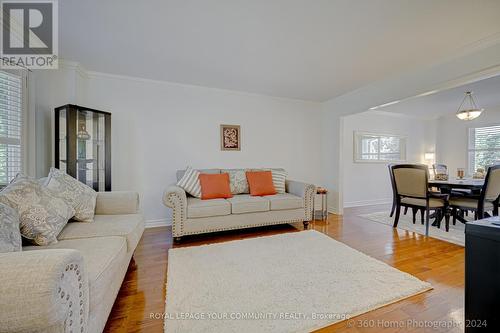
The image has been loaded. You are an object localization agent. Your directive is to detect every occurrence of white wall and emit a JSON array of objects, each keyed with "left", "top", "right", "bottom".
[
  {"left": 341, "top": 111, "right": 435, "bottom": 208},
  {"left": 33, "top": 64, "right": 323, "bottom": 224},
  {"left": 436, "top": 106, "right": 500, "bottom": 174}
]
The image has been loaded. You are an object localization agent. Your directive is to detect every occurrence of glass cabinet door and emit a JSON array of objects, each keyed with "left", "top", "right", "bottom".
[
  {"left": 58, "top": 108, "right": 67, "bottom": 173},
  {"left": 76, "top": 110, "right": 106, "bottom": 191}
]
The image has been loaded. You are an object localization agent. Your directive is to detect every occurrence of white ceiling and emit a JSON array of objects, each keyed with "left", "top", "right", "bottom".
[
  {"left": 59, "top": 0, "right": 500, "bottom": 102},
  {"left": 375, "top": 74, "right": 500, "bottom": 119}
]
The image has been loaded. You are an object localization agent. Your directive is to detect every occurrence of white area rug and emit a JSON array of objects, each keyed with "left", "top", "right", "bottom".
[
  {"left": 164, "top": 230, "right": 431, "bottom": 333},
  {"left": 359, "top": 211, "right": 467, "bottom": 246}
]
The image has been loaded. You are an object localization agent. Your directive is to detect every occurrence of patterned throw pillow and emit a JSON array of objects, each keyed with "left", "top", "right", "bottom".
[
  {"left": 222, "top": 169, "right": 249, "bottom": 194},
  {"left": 0, "top": 203, "right": 22, "bottom": 253},
  {"left": 177, "top": 166, "right": 202, "bottom": 198},
  {"left": 270, "top": 169, "right": 287, "bottom": 194},
  {"left": 45, "top": 167, "right": 97, "bottom": 222},
  {"left": 0, "top": 175, "right": 75, "bottom": 246}
]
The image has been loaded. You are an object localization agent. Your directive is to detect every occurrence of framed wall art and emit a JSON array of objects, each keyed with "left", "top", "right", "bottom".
[{"left": 220, "top": 124, "right": 241, "bottom": 151}]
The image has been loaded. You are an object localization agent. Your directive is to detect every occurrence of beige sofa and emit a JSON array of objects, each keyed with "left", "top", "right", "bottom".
[
  {"left": 0, "top": 191, "right": 145, "bottom": 333},
  {"left": 163, "top": 169, "right": 315, "bottom": 241}
]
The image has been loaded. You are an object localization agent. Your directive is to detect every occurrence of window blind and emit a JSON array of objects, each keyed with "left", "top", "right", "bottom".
[
  {"left": 0, "top": 71, "right": 23, "bottom": 185},
  {"left": 468, "top": 125, "right": 500, "bottom": 173}
]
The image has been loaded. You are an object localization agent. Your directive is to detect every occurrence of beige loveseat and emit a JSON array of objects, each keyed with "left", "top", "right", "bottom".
[
  {"left": 163, "top": 169, "right": 315, "bottom": 241},
  {"left": 0, "top": 191, "right": 145, "bottom": 333}
]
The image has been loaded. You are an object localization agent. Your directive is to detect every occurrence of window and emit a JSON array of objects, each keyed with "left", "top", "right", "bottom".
[
  {"left": 0, "top": 70, "right": 24, "bottom": 185},
  {"left": 468, "top": 125, "right": 500, "bottom": 174},
  {"left": 354, "top": 132, "right": 406, "bottom": 163}
]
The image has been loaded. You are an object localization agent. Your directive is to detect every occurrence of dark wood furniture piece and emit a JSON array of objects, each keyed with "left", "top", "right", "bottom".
[
  {"left": 391, "top": 164, "right": 449, "bottom": 236},
  {"left": 389, "top": 164, "right": 423, "bottom": 223},
  {"left": 449, "top": 165, "right": 500, "bottom": 223},
  {"left": 465, "top": 217, "right": 500, "bottom": 332},
  {"left": 55, "top": 104, "right": 111, "bottom": 191}
]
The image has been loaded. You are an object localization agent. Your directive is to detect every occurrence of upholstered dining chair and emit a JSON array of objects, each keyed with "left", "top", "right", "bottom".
[
  {"left": 449, "top": 164, "right": 500, "bottom": 225},
  {"left": 389, "top": 164, "right": 422, "bottom": 223},
  {"left": 392, "top": 164, "right": 449, "bottom": 236}
]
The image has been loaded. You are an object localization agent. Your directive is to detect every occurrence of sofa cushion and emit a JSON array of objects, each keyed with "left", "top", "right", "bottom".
[
  {"left": 199, "top": 173, "right": 233, "bottom": 200},
  {"left": 267, "top": 193, "right": 304, "bottom": 211},
  {"left": 0, "top": 175, "right": 75, "bottom": 246},
  {"left": 222, "top": 169, "right": 249, "bottom": 194},
  {"left": 0, "top": 203, "right": 21, "bottom": 253},
  {"left": 227, "top": 195, "right": 270, "bottom": 214},
  {"left": 176, "top": 166, "right": 202, "bottom": 198},
  {"left": 246, "top": 171, "right": 277, "bottom": 196},
  {"left": 24, "top": 236, "right": 128, "bottom": 319},
  {"left": 187, "top": 198, "right": 230, "bottom": 218},
  {"left": 57, "top": 214, "right": 144, "bottom": 253},
  {"left": 45, "top": 167, "right": 97, "bottom": 222}
]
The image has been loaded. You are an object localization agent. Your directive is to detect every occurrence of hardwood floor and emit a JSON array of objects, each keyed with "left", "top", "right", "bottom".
[{"left": 103, "top": 204, "right": 465, "bottom": 333}]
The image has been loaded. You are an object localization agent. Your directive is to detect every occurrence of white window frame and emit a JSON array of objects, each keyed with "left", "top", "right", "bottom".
[
  {"left": 0, "top": 69, "right": 30, "bottom": 185},
  {"left": 467, "top": 125, "right": 500, "bottom": 174},
  {"left": 353, "top": 131, "right": 407, "bottom": 163}
]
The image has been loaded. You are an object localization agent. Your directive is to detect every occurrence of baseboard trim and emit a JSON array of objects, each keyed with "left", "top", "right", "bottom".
[
  {"left": 344, "top": 198, "right": 392, "bottom": 208},
  {"left": 145, "top": 218, "right": 172, "bottom": 228}
]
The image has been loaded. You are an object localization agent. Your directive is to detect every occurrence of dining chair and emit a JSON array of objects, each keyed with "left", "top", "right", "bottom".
[
  {"left": 389, "top": 164, "right": 417, "bottom": 220},
  {"left": 449, "top": 164, "right": 500, "bottom": 224},
  {"left": 392, "top": 164, "right": 449, "bottom": 236}
]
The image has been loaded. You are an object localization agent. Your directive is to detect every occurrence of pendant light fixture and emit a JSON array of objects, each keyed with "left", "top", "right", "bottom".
[{"left": 456, "top": 91, "right": 483, "bottom": 121}]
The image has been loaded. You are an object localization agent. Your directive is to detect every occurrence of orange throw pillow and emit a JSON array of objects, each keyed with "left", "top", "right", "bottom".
[
  {"left": 246, "top": 171, "right": 277, "bottom": 196},
  {"left": 199, "top": 173, "right": 233, "bottom": 200}
]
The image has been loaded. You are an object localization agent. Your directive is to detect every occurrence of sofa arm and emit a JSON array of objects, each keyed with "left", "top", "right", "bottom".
[
  {"left": 95, "top": 191, "right": 140, "bottom": 215},
  {"left": 0, "top": 249, "right": 89, "bottom": 333},
  {"left": 286, "top": 180, "right": 316, "bottom": 221},
  {"left": 163, "top": 185, "right": 187, "bottom": 237}
]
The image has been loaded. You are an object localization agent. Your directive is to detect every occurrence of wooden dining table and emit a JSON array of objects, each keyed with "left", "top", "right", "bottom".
[
  {"left": 428, "top": 178, "right": 485, "bottom": 224},
  {"left": 429, "top": 178, "right": 484, "bottom": 191}
]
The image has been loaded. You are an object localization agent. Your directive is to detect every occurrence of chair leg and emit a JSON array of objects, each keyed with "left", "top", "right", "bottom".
[
  {"left": 404, "top": 207, "right": 408, "bottom": 215},
  {"left": 420, "top": 209, "right": 424, "bottom": 225},
  {"left": 425, "top": 207, "right": 430, "bottom": 237},
  {"left": 390, "top": 200, "right": 396, "bottom": 217},
  {"left": 393, "top": 204, "right": 401, "bottom": 228},
  {"left": 412, "top": 207, "right": 417, "bottom": 224},
  {"left": 452, "top": 208, "right": 457, "bottom": 225}
]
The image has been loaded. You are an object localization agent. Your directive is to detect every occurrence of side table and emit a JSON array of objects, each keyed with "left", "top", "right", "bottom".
[{"left": 314, "top": 187, "right": 328, "bottom": 221}]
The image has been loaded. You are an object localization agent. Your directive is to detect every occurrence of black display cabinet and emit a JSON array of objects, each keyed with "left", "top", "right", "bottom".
[
  {"left": 55, "top": 104, "right": 111, "bottom": 191},
  {"left": 465, "top": 217, "right": 500, "bottom": 332}
]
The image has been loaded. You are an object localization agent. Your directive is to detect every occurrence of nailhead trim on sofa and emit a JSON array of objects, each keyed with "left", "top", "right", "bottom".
[{"left": 58, "top": 262, "right": 87, "bottom": 333}]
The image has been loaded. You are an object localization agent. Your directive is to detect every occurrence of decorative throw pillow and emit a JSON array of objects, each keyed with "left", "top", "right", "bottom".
[
  {"left": 0, "top": 175, "right": 75, "bottom": 246},
  {"left": 177, "top": 166, "right": 202, "bottom": 198},
  {"left": 270, "top": 169, "right": 287, "bottom": 194},
  {"left": 0, "top": 203, "right": 22, "bottom": 253},
  {"left": 222, "top": 169, "right": 249, "bottom": 194},
  {"left": 45, "top": 167, "right": 97, "bottom": 222},
  {"left": 246, "top": 171, "right": 277, "bottom": 196},
  {"left": 198, "top": 173, "right": 233, "bottom": 200}
]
